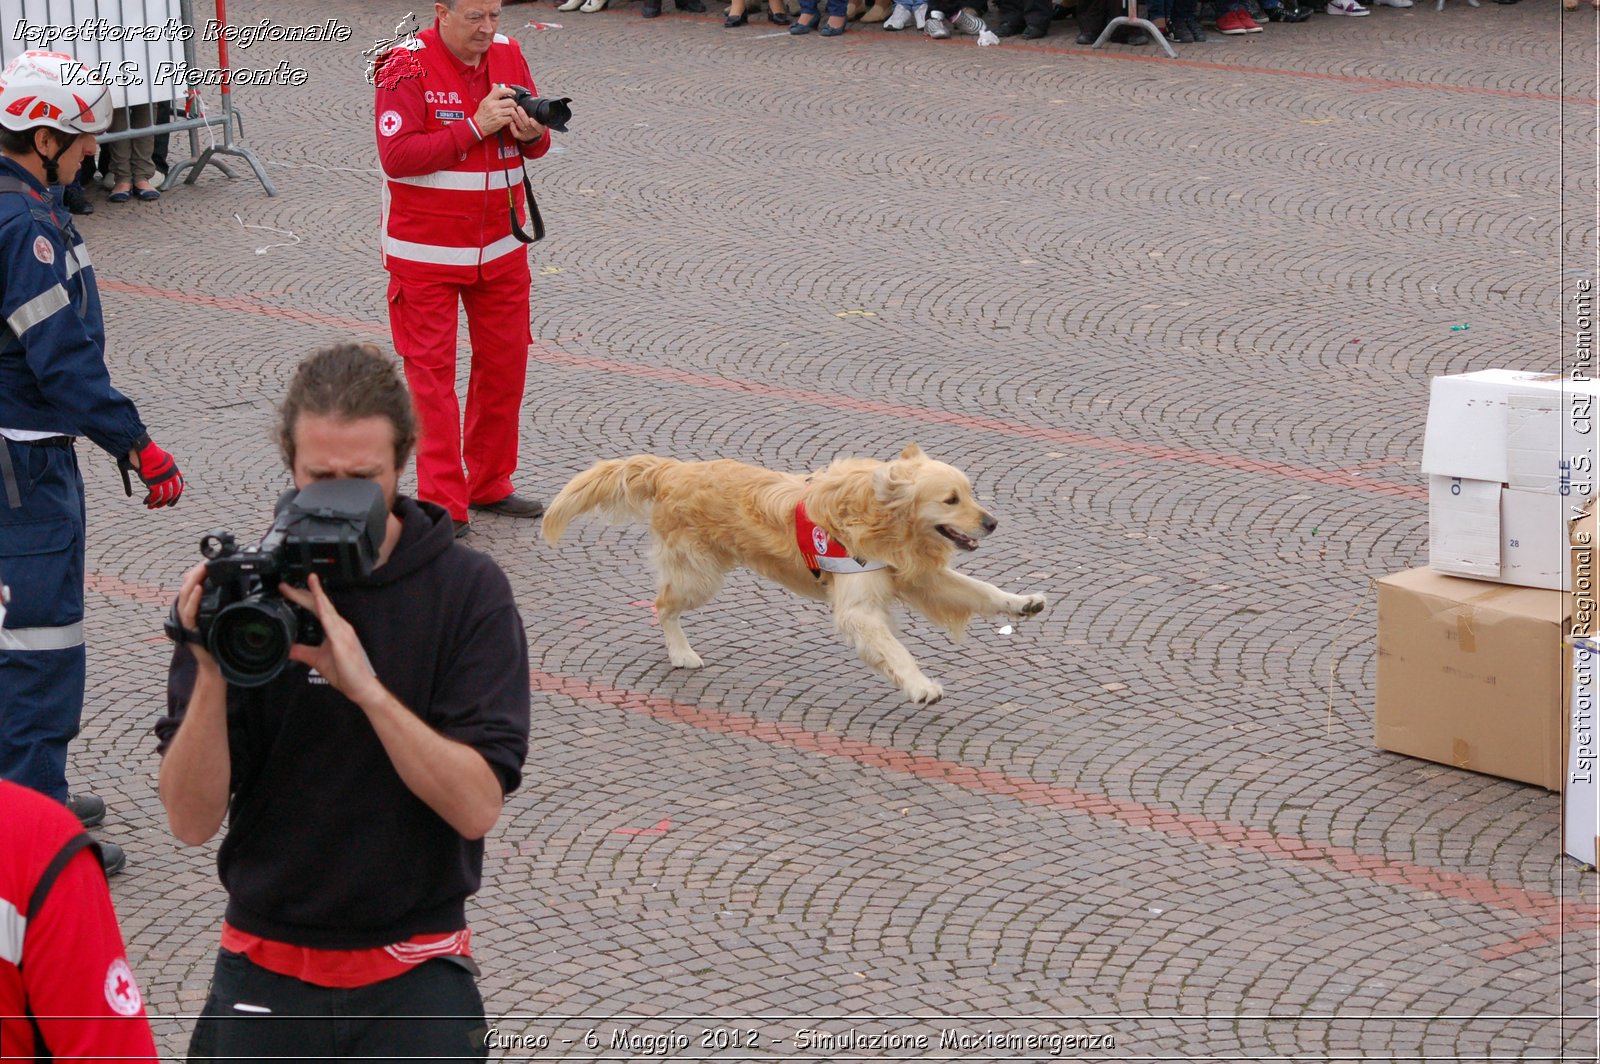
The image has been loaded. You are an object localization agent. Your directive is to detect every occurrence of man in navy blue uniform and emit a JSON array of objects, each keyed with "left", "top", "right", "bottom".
[{"left": 0, "top": 52, "right": 186, "bottom": 876}]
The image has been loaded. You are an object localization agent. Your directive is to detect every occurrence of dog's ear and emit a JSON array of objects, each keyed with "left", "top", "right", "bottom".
[
  {"left": 898, "top": 443, "right": 925, "bottom": 461},
  {"left": 874, "top": 461, "right": 913, "bottom": 503}
]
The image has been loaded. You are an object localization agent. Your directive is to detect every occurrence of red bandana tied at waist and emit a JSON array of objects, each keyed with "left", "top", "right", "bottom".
[{"left": 796, "top": 499, "right": 887, "bottom": 575}]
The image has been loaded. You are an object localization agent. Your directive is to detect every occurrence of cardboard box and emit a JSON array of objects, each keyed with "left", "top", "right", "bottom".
[
  {"left": 1428, "top": 475, "right": 1501, "bottom": 579},
  {"left": 1421, "top": 369, "right": 1600, "bottom": 490},
  {"left": 1429, "top": 480, "right": 1572, "bottom": 591},
  {"left": 1566, "top": 638, "right": 1599, "bottom": 867},
  {"left": 1423, "top": 370, "right": 1600, "bottom": 589},
  {"left": 1376, "top": 567, "right": 1570, "bottom": 790}
]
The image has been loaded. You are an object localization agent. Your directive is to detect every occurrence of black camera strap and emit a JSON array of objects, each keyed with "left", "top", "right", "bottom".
[
  {"left": 512, "top": 170, "right": 545, "bottom": 243},
  {"left": 501, "top": 135, "right": 544, "bottom": 244}
]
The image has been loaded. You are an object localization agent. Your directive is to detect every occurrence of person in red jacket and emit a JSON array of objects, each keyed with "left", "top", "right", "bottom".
[
  {"left": 0, "top": 777, "right": 157, "bottom": 1061},
  {"left": 375, "top": 0, "right": 552, "bottom": 539}
]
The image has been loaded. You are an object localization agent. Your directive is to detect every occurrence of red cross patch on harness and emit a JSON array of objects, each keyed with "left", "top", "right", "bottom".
[{"left": 796, "top": 499, "right": 886, "bottom": 575}]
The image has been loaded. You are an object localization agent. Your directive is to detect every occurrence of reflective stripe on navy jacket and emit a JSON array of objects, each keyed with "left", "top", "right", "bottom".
[{"left": 0, "top": 157, "right": 145, "bottom": 456}]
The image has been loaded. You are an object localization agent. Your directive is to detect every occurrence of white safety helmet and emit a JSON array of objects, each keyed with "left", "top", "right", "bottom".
[{"left": 0, "top": 50, "right": 111, "bottom": 136}]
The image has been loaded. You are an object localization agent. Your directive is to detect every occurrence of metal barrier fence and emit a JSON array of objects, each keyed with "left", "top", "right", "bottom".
[{"left": 0, "top": 0, "right": 275, "bottom": 194}]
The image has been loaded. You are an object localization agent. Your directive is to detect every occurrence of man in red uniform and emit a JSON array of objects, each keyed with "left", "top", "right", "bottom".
[
  {"left": 0, "top": 772, "right": 157, "bottom": 1060},
  {"left": 375, "top": 0, "right": 552, "bottom": 539}
]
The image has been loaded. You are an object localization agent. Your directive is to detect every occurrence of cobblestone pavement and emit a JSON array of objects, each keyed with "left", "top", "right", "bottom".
[{"left": 55, "top": 0, "right": 1598, "bottom": 1058}]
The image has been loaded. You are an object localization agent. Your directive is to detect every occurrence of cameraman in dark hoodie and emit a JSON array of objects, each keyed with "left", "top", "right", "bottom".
[{"left": 156, "top": 342, "right": 530, "bottom": 1059}]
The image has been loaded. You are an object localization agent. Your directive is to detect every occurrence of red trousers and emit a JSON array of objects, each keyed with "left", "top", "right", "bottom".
[{"left": 385, "top": 256, "right": 532, "bottom": 521}]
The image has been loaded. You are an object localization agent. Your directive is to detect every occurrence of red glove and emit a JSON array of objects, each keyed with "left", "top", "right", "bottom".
[{"left": 118, "top": 435, "right": 184, "bottom": 509}]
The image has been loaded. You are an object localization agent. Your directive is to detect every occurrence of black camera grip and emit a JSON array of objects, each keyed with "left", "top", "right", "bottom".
[{"left": 163, "top": 599, "right": 203, "bottom": 648}]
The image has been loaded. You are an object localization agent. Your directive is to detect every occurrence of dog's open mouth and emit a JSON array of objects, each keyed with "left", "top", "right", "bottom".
[{"left": 937, "top": 525, "right": 980, "bottom": 551}]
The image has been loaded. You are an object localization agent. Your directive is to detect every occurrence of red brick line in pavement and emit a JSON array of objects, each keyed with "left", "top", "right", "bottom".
[
  {"left": 98, "top": 279, "right": 1427, "bottom": 502},
  {"left": 87, "top": 570, "right": 175, "bottom": 607},
  {"left": 523, "top": 670, "right": 1595, "bottom": 960},
  {"left": 86, "top": 560, "right": 1595, "bottom": 958}
]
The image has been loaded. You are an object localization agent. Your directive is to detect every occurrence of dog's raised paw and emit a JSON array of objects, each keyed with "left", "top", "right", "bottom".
[
  {"left": 904, "top": 679, "right": 944, "bottom": 704},
  {"left": 1003, "top": 593, "right": 1046, "bottom": 617}
]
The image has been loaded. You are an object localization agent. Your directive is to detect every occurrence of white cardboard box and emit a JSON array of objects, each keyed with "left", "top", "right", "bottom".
[
  {"left": 1567, "top": 637, "right": 1599, "bottom": 867},
  {"left": 1423, "top": 370, "right": 1600, "bottom": 589},
  {"left": 1429, "top": 475, "right": 1500, "bottom": 579},
  {"left": 1422, "top": 369, "right": 1600, "bottom": 490},
  {"left": 1502, "top": 488, "right": 1572, "bottom": 591},
  {"left": 1429, "top": 479, "right": 1573, "bottom": 590}
]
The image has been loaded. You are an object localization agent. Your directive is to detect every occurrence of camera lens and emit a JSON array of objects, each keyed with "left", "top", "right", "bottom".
[
  {"left": 534, "top": 97, "right": 572, "bottom": 132},
  {"left": 209, "top": 596, "right": 298, "bottom": 687}
]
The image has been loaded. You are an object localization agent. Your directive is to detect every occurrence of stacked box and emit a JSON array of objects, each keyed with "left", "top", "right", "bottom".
[
  {"left": 1375, "top": 567, "right": 1569, "bottom": 791},
  {"left": 1421, "top": 369, "right": 1600, "bottom": 591}
]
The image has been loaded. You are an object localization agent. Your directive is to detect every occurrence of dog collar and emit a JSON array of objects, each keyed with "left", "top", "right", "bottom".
[{"left": 796, "top": 499, "right": 887, "bottom": 576}]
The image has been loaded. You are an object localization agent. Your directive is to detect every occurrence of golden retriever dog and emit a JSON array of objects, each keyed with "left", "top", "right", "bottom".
[{"left": 541, "top": 444, "right": 1046, "bottom": 703}]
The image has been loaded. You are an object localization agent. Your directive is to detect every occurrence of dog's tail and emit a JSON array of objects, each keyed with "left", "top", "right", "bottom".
[{"left": 541, "top": 455, "right": 681, "bottom": 544}]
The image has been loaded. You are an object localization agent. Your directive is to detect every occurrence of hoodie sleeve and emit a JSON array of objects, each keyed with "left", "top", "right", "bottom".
[{"left": 424, "top": 559, "right": 531, "bottom": 795}]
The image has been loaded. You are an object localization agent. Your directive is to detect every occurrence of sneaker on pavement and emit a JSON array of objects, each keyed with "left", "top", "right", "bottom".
[
  {"left": 66, "top": 793, "right": 105, "bottom": 828},
  {"left": 97, "top": 840, "right": 126, "bottom": 877},
  {"left": 924, "top": 10, "right": 952, "bottom": 34},
  {"left": 951, "top": 5, "right": 987, "bottom": 31},
  {"left": 1325, "top": 0, "right": 1368, "bottom": 12},
  {"left": 884, "top": 4, "right": 914, "bottom": 27},
  {"left": 913, "top": 2, "right": 929, "bottom": 24},
  {"left": 1216, "top": 9, "right": 1250, "bottom": 30}
]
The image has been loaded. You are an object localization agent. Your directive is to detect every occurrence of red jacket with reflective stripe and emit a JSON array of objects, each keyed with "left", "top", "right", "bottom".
[
  {"left": 375, "top": 25, "right": 552, "bottom": 283},
  {"left": 0, "top": 781, "right": 157, "bottom": 1061}
]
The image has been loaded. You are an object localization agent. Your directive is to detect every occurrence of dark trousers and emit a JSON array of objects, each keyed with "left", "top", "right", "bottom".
[
  {"left": 187, "top": 949, "right": 490, "bottom": 1061},
  {"left": 1077, "top": 0, "right": 1116, "bottom": 32},
  {"left": 0, "top": 439, "right": 86, "bottom": 804},
  {"left": 996, "top": 0, "right": 1053, "bottom": 27}
]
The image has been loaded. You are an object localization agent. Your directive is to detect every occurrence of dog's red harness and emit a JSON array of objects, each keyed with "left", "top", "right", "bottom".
[{"left": 796, "top": 499, "right": 887, "bottom": 576}]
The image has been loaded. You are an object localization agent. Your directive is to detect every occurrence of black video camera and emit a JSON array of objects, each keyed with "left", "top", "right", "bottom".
[
  {"left": 166, "top": 479, "right": 388, "bottom": 688},
  {"left": 506, "top": 85, "right": 572, "bottom": 132}
]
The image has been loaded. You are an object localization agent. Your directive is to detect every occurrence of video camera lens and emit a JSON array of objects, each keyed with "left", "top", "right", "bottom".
[{"left": 208, "top": 596, "right": 301, "bottom": 688}]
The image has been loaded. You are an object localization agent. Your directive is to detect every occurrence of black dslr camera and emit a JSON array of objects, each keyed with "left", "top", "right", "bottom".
[
  {"left": 506, "top": 85, "right": 572, "bottom": 132},
  {"left": 166, "top": 480, "right": 388, "bottom": 688}
]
